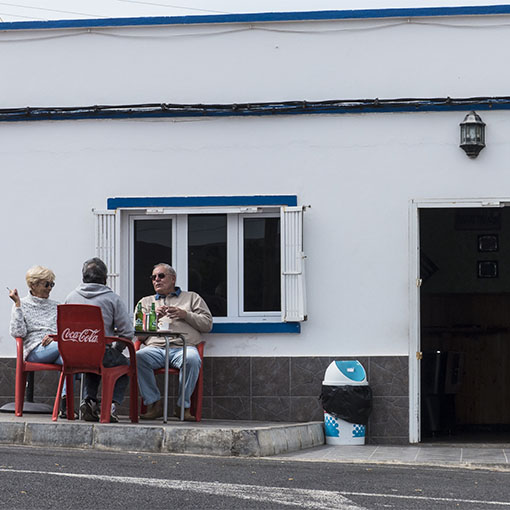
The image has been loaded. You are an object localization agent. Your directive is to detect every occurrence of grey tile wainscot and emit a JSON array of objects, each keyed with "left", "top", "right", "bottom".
[
  {"left": 290, "top": 357, "right": 330, "bottom": 396},
  {"left": 290, "top": 396, "right": 324, "bottom": 422},
  {"left": 370, "top": 357, "right": 409, "bottom": 397},
  {"left": 212, "top": 396, "right": 251, "bottom": 420},
  {"left": 252, "top": 357, "right": 290, "bottom": 397},
  {"left": 212, "top": 357, "right": 251, "bottom": 396},
  {"left": 252, "top": 396, "right": 290, "bottom": 421}
]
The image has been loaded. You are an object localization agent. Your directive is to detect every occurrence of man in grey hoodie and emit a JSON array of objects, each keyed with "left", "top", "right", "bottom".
[{"left": 65, "top": 258, "right": 133, "bottom": 423}]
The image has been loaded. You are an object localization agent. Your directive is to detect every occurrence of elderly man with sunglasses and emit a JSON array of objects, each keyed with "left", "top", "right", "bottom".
[{"left": 135, "top": 263, "right": 212, "bottom": 421}]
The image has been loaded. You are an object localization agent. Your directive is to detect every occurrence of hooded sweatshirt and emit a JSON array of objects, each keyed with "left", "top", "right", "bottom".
[{"left": 64, "top": 283, "right": 133, "bottom": 342}]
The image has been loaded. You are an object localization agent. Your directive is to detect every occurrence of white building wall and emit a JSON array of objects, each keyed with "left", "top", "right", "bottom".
[
  {"left": 0, "top": 13, "right": 509, "bottom": 358},
  {"left": 2, "top": 16, "right": 510, "bottom": 106}
]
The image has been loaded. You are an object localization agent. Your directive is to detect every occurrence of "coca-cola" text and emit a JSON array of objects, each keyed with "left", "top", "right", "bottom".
[{"left": 61, "top": 328, "right": 100, "bottom": 343}]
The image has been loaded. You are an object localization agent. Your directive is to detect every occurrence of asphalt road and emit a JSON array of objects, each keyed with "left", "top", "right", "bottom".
[{"left": 0, "top": 445, "right": 509, "bottom": 509}]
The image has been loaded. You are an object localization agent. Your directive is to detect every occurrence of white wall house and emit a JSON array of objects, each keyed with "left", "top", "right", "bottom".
[{"left": 2, "top": 4, "right": 510, "bottom": 442}]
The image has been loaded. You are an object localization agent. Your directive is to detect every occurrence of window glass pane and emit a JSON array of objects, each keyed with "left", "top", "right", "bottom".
[
  {"left": 188, "top": 215, "right": 227, "bottom": 317},
  {"left": 134, "top": 219, "right": 172, "bottom": 305},
  {"left": 244, "top": 217, "right": 280, "bottom": 312}
]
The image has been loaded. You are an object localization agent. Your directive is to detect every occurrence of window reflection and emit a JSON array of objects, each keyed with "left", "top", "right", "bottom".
[
  {"left": 188, "top": 215, "right": 227, "bottom": 316},
  {"left": 134, "top": 219, "right": 172, "bottom": 305},
  {"left": 244, "top": 217, "right": 280, "bottom": 312}
]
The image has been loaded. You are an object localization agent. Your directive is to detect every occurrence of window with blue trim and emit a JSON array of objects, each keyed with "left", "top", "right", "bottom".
[{"left": 95, "top": 196, "right": 306, "bottom": 333}]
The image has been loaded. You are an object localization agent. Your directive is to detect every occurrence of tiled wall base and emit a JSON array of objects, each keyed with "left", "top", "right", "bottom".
[{"left": 0, "top": 355, "right": 409, "bottom": 443}]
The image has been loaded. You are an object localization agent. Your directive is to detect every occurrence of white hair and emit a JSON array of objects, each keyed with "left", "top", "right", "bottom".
[{"left": 153, "top": 263, "right": 176, "bottom": 278}]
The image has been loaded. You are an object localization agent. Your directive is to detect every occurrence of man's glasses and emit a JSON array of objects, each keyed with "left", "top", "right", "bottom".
[
  {"left": 151, "top": 273, "right": 168, "bottom": 281},
  {"left": 43, "top": 281, "right": 55, "bottom": 288}
]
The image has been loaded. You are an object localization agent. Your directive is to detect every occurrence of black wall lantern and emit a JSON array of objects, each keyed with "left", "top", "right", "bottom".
[{"left": 460, "top": 111, "right": 486, "bottom": 158}]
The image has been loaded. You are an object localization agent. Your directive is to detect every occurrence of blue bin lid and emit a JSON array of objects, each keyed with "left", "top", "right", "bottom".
[
  {"left": 322, "top": 360, "right": 368, "bottom": 385},
  {"left": 334, "top": 360, "right": 366, "bottom": 382}
]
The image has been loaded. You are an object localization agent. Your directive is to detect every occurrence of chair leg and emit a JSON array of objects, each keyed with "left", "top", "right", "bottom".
[
  {"left": 191, "top": 368, "right": 203, "bottom": 422},
  {"left": 52, "top": 372, "right": 65, "bottom": 421},
  {"left": 100, "top": 374, "right": 115, "bottom": 424},
  {"left": 194, "top": 390, "right": 203, "bottom": 423},
  {"left": 15, "top": 372, "right": 28, "bottom": 417},
  {"left": 66, "top": 374, "right": 75, "bottom": 421},
  {"left": 192, "top": 342, "right": 204, "bottom": 422},
  {"left": 129, "top": 376, "right": 139, "bottom": 424}
]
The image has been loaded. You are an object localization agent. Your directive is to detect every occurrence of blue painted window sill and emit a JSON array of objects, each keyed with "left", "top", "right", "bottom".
[{"left": 210, "top": 322, "right": 301, "bottom": 334}]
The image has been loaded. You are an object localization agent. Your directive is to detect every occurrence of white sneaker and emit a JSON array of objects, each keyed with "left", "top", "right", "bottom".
[{"left": 110, "top": 403, "right": 119, "bottom": 423}]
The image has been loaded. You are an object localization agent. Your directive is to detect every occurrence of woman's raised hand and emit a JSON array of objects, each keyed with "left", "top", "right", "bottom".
[{"left": 8, "top": 288, "right": 20, "bottom": 307}]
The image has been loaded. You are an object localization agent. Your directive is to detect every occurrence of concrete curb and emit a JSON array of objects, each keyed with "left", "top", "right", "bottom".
[{"left": 0, "top": 420, "right": 325, "bottom": 457}]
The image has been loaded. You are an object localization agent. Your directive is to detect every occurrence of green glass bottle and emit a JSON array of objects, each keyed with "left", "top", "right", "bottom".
[
  {"left": 149, "top": 302, "right": 157, "bottom": 332},
  {"left": 135, "top": 302, "right": 144, "bottom": 332}
]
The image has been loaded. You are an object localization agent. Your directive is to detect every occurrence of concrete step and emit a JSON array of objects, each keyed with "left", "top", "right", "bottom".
[{"left": 0, "top": 414, "right": 325, "bottom": 457}]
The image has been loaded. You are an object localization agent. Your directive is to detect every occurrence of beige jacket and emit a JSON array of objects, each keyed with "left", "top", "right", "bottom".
[{"left": 135, "top": 290, "right": 212, "bottom": 347}]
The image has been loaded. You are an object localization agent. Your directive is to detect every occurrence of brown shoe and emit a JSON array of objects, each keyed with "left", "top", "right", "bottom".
[
  {"left": 174, "top": 405, "right": 196, "bottom": 422},
  {"left": 140, "top": 399, "right": 163, "bottom": 420}
]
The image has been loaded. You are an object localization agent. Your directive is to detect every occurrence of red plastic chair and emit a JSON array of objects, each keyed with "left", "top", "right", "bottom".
[
  {"left": 51, "top": 304, "right": 138, "bottom": 424},
  {"left": 14, "top": 337, "right": 62, "bottom": 417},
  {"left": 134, "top": 340, "right": 205, "bottom": 421}
]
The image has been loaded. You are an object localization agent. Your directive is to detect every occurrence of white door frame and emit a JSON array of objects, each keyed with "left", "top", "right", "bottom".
[{"left": 409, "top": 197, "right": 505, "bottom": 443}]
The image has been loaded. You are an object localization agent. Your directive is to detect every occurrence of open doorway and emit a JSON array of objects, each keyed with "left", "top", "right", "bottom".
[{"left": 420, "top": 207, "right": 510, "bottom": 442}]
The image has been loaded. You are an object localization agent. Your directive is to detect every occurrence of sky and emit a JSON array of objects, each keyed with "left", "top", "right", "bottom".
[{"left": 0, "top": 0, "right": 509, "bottom": 22}]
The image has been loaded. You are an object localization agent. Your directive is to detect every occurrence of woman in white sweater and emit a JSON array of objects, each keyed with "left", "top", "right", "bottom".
[
  {"left": 9, "top": 265, "right": 60, "bottom": 364},
  {"left": 8, "top": 265, "right": 74, "bottom": 416}
]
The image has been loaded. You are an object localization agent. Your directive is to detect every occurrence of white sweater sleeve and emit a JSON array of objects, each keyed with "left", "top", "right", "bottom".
[{"left": 9, "top": 306, "right": 27, "bottom": 339}]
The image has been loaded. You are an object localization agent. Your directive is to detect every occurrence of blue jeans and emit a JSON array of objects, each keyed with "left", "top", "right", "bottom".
[
  {"left": 136, "top": 345, "right": 201, "bottom": 408},
  {"left": 26, "top": 342, "right": 68, "bottom": 396},
  {"left": 83, "top": 346, "right": 129, "bottom": 405}
]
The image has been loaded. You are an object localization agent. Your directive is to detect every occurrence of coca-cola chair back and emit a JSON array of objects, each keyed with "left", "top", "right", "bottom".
[{"left": 56, "top": 304, "right": 106, "bottom": 373}]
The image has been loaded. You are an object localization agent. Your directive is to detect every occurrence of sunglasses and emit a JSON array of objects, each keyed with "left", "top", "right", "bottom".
[
  {"left": 42, "top": 281, "right": 55, "bottom": 288},
  {"left": 151, "top": 273, "right": 169, "bottom": 281}
]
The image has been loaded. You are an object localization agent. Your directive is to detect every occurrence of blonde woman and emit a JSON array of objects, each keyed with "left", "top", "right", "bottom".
[
  {"left": 8, "top": 265, "right": 72, "bottom": 416},
  {"left": 9, "top": 265, "right": 60, "bottom": 364}
]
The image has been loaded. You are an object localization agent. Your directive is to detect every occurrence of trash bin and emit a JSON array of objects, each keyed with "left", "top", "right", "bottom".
[{"left": 320, "top": 360, "right": 372, "bottom": 445}]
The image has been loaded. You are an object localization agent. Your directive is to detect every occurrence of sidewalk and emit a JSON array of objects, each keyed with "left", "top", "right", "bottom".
[
  {"left": 274, "top": 443, "right": 510, "bottom": 470},
  {"left": 1, "top": 411, "right": 509, "bottom": 469}
]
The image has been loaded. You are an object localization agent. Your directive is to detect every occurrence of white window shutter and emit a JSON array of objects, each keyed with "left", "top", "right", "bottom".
[
  {"left": 93, "top": 209, "right": 119, "bottom": 293},
  {"left": 281, "top": 205, "right": 307, "bottom": 322}
]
